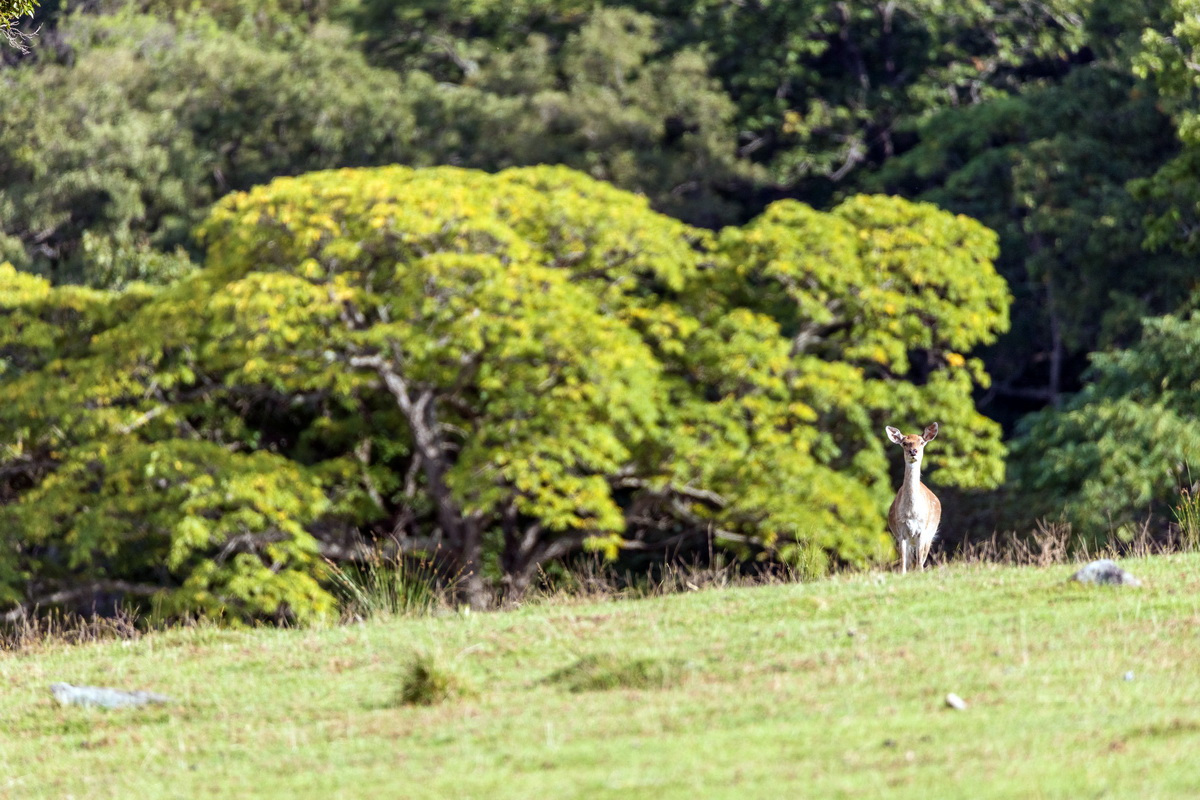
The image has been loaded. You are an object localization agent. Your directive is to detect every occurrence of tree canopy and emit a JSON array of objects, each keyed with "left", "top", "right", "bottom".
[
  {"left": 1003, "top": 0, "right": 1200, "bottom": 541},
  {"left": 1010, "top": 310, "right": 1200, "bottom": 539},
  {"left": 0, "top": 165, "right": 1010, "bottom": 618}
]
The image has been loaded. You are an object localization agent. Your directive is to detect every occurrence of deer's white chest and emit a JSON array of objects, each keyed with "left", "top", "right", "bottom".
[{"left": 888, "top": 480, "right": 938, "bottom": 541}]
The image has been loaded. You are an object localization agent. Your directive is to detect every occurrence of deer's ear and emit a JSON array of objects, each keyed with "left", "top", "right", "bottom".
[
  {"left": 885, "top": 426, "right": 904, "bottom": 444},
  {"left": 923, "top": 422, "right": 939, "bottom": 442}
]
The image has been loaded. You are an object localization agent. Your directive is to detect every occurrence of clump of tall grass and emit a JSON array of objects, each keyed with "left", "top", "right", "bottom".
[
  {"left": 325, "top": 547, "right": 446, "bottom": 622},
  {"left": 1173, "top": 485, "right": 1200, "bottom": 551},
  {"left": 394, "top": 650, "right": 476, "bottom": 706}
]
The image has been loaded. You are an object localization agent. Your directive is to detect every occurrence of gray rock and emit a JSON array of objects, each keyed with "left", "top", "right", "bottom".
[
  {"left": 50, "top": 682, "right": 171, "bottom": 709},
  {"left": 1070, "top": 559, "right": 1141, "bottom": 587}
]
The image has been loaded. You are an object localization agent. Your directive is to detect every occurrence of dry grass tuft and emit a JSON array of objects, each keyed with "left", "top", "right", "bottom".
[
  {"left": 943, "top": 513, "right": 1189, "bottom": 569},
  {"left": 1, "top": 606, "right": 142, "bottom": 652}
]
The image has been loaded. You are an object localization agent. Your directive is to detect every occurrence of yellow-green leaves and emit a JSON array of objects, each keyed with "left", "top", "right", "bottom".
[
  {"left": 2, "top": 441, "right": 333, "bottom": 623},
  {"left": 0, "top": 163, "right": 1012, "bottom": 616},
  {"left": 706, "top": 193, "right": 1009, "bottom": 496}
]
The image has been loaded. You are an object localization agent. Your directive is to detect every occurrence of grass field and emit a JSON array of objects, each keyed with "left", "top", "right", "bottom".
[{"left": 3, "top": 554, "right": 1200, "bottom": 799}]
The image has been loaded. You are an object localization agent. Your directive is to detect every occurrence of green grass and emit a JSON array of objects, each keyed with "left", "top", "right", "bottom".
[{"left": 3, "top": 554, "right": 1200, "bottom": 798}]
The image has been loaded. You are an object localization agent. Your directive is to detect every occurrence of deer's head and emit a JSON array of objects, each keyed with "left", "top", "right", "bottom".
[{"left": 885, "top": 422, "right": 938, "bottom": 465}]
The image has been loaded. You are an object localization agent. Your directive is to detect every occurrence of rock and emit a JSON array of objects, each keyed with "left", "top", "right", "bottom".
[
  {"left": 945, "top": 692, "right": 968, "bottom": 710},
  {"left": 50, "top": 682, "right": 171, "bottom": 709},
  {"left": 1070, "top": 559, "right": 1141, "bottom": 587}
]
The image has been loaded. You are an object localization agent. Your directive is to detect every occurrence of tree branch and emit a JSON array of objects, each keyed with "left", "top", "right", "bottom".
[
  {"left": 115, "top": 404, "right": 167, "bottom": 435},
  {"left": 354, "top": 438, "right": 386, "bottom": 512},
  {"left": 2, "top": 580, "right": 161, "bottom": 623},
  {"left": 611, "top": 476, "right": 728, "bottom": 509},
  {"left": 532, "top": 530, "right": 594, "bottom": 565}
]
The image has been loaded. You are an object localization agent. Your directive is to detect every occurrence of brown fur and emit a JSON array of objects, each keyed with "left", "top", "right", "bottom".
[{"left": 885, "top": 422, "right": 942, "bottom": 572}]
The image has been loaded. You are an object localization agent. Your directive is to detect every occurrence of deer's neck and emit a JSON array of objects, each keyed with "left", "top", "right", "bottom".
[{"left": 902, "top": 460, "right": 926, "bottom": 505}]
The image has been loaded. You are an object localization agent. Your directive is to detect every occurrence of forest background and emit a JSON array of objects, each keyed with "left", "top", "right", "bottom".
[{"left": 2, "top": 0, "right": 1200, "bottom": 620}]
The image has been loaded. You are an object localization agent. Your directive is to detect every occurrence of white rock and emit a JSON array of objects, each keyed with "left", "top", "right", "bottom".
[
  {"left": 50, "top": 683, "right": 171, "bottom": 709},
  {"left": 1070, "top": 559, "right": 1141, "bottom": 587},
  {"left": 945, "top": 692, "right": 968, "bottom": 710}
]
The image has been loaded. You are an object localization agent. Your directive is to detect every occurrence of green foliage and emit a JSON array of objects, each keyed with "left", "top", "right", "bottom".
[
  {"left": 347, "top": 0, "right": 591, "bottom": 78},
  {"left": 0, "top": 262, "right": 156, "bottom": 381},
  {"left": 708, "top": 194, "right": 1009, "bottom": 492},
  {"left": 1132, "top": 0, "right": 1200, "bottom": 256},
  {"left": 9, "top": 441, "right": 333, "bottom": 622},
  {"left": 0, "top": 164, "right": 1009, "bottom": 618},
  {"left": 0, "top": 46, "right": 206, "bottom": 285},
  {"left": 196, "top": 165, "right": 1007, "bottom": 581},
  {"left": 1010, "top": 311, "right": 1200, "bottom": 538},
  {"left": 0, "top": 1, "right": 753, "bottom": 285},
  {"left": 0, "top": 7, "right": 419, "bottom": 285},
  {"left": 349, "top": 0, "right": 1093, "bottom": 193},
  {"left": 873, "top": 38, "right": 1181, "bottom": 411},
  {"left": 0, "top": 0, "right": 35, "bottom": 20},
  {"left": 659, "top": 0, "right": 1092, "bottom": 188},
  {"left": 393, "top": 6, "right": 757, "bottom": 227}
]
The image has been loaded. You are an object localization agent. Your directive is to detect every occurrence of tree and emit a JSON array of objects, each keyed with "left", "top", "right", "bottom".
[
  {"left": 1131, "top": 0, "right": 1200, "bottom": 257},
  {"left": 871, "top": 62, "right": 1180, "bottom": 416},
  {"left": 0, "top": 0, "right": 34, "bottom": 21},
  {"left": 1009, "top": 310, "right": 1200, "bottom": 539},
  {"left": 194, "top": 163, "right": 721, "bottom": 604},
  {"left": 0, "top": 8, "right": 420, "bottom": 286},
  {"left": 0, "top": 4, "right": 754, "bottom": 285},
  {"left": 348, "top": 0, "right": 1094, "bottom": 199},
  {"left": 0, "top": 164, "right": 1011, "bottom": 619},
  {"left": 371, "top": 6, "right": 759, "bottom": 228},
  {"left": 708, "top": 194, "right": 1010, "bottom": 493},
  {"left": 0, "top": 50, "right": 205, "bottom": 286},
  {"left": 650, "top": 0, "right": 1094, "bottom": 193},
  {"left": 0, "top": 165, "right": 699, "bottom": 613}
]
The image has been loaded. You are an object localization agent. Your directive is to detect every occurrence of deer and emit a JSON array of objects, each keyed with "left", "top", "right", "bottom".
[{"left": 885, "top": 422, "right": 941, "bottom": 573}]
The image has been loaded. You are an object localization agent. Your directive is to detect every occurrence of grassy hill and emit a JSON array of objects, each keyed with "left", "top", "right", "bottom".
[{"left": 3, "top": 555, "right": 1199, "bottom": 798}]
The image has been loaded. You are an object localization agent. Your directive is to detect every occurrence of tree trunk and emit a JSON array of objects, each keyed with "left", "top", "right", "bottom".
[
  {"left": 1046, "top": 286, "right": 1065, "bottom": 409},
  {"left": 350, "top": 353, "right": 490, "bottom": 609},
  {"left": 498, "top": 501, "right": 592, "bottom": 606},
  {"left": 499, "top": 502, "right": 538, "bottom": 607},
  {"left": 501, "top": 568, "right": 534, "bottom": 608},
  {"left": 457, "top": 519, "right": 487, "bottom": 610}
]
